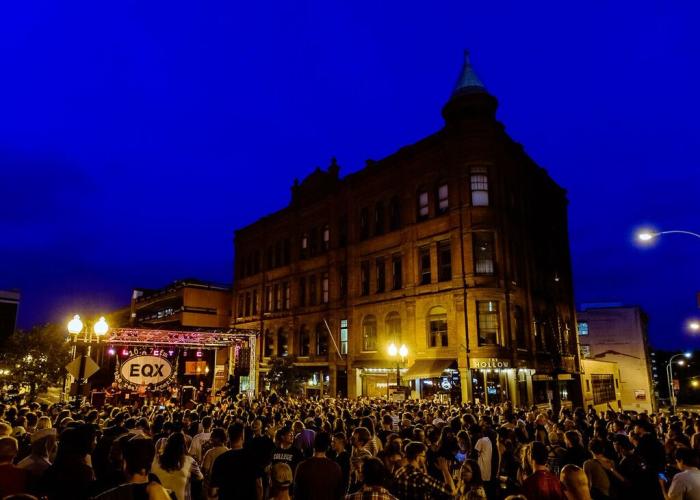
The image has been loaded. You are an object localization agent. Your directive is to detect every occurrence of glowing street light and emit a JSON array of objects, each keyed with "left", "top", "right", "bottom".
[
  {"left": 688, "top": 320, "right": 700, "bottom": 333},
  {"left": 67, "top": 313, "right": 109, "bottom": 405},
  {"left": 388, "top": 342, "right": 408, "bottom": 391},
  {"left": 668, "top": 351, "right": 693, "bottom": 413},
  {"left": 636, "top": 229, "right": 700, "bottom": 244}
]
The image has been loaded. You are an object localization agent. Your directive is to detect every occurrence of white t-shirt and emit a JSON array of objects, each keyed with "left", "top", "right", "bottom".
[
  {"left": 668, "top": 468, "right": 700, "bottom": 500},
  {"left": 475, "top": 436, "right": 492, "bottom": 481}
]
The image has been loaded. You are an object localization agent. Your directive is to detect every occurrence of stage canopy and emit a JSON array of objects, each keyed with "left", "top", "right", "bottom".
[{"left": 76, "top": 327, "right": 259, "bottom": 348}]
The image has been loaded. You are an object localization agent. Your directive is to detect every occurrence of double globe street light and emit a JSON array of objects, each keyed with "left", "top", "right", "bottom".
[
  {"left": 387, "top": 343, "right": 408, "bottom": 391},
  {"left": 67, "top": 314, "right": 109, "bottom": 405}
]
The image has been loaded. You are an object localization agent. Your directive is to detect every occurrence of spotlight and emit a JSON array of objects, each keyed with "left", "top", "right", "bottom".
[
  {"left": 168, "top": 350, "right": 174, "bottom": 356},
  {"left": 122, "top": 349, "right": 129, "bottom": 356},
  {"left": 153, "top": 349, "right": 160, "bottom": 356},
  {"left": 196, "top": 350, "right": 203, "bottom": 358},
  {"left": 107, "top": 347, "right": 115, "bottom": 356}
]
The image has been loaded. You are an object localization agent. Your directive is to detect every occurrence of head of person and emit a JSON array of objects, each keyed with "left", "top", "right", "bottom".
[
  {"left": 210, "top": 427, "right": 227, "bottom": 447},
  {"left": 270, "top": 462, "right": 293, "bottom": 494},
  {"left": 460, "top": 459, "right": 483, "bottom": 486},
  {"left": 228, "top": 422, "right": 245, "bottom": 448},
  {"left": 560, "top": 464, "right": 590, "bottom": 499},
  {"left": 612, "top": 435, "right": 633, "bottom": 457},
  {"left": 675, "top": 447, "right": 700, "bottom": 470},
  {"left": 564, "top": 430, "right": 582, "bottom": 449},
  {"left": 314, "top": 431, "right": 331, "bottom": 454},
  {"left": 588, "top": 438, "right": 605, "bottom": 458},
  {"left": 0, "top": 436, "right": 18, "bottom": 464},
  {"left": 405, "top": 441, "right": 427, "bottom": 467},
  {"left": 159, "top": 432, "right": 186, "bottom": 471},
  {"left": 332, "top": 432, "right": 347, "bottom": 453},
  {"left": 29, "top": 429, "right": 57, "bottom": 458},
  {"left": 352, "top": 427, "right": 371, "bottom": 448},
  {"left": 122, "top": 437, "right": 156, "bottom": 478},
  {"left": 528, "top": 441, "right": 548, "bottom": 467},
  {"left": 275, "top": 427, "right": 293, "bottom": 447},
  {"left": 361, "top": 457, "right": 388, "bottom": 487}
]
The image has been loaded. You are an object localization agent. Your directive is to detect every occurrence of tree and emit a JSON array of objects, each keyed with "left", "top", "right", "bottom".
[
  {"left": 0, "top": 323, "right": 72, "bottom": 400},
  {"left": 265, "top": 357, "right": 305, "bottom": 395}
]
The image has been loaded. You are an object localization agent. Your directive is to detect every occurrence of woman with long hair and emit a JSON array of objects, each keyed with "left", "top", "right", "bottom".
[
  {"left": 151, "top": 432, "right": 202, "bottom": 500},
  {"left": 457, "top": 459, "right": 487, "bottom": 500}
]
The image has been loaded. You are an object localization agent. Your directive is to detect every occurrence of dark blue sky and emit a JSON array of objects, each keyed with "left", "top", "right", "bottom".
[{"left": 1, "top": 2, "right": 698, "bottom": 349}]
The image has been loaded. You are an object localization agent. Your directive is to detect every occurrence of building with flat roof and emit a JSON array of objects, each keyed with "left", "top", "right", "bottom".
[
  {"left": 577, "top": 304, "right": 655, "bottom": 412},
  {"left": 232, "top": 53, "right": 581, "bottom": 405},
  {"left": 0, "top": 290, "right": 20, "bottom": 340}
]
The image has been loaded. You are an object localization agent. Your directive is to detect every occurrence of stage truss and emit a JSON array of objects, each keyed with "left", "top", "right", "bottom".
[{"left": 101, "top": 327, "right": 259, "bottom": 348}]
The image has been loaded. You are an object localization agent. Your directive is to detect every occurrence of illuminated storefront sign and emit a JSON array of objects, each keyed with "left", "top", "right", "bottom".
[
  {"left": 118, "top": 355, "right": 174, "bottom": 388},
  {"left": 471, "top": 358, "right": 511, "bottom": 369}
]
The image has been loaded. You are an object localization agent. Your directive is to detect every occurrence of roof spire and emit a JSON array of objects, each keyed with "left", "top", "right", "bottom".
[{"left": 452, "top": 49, "right": 486, "bottom": 96}]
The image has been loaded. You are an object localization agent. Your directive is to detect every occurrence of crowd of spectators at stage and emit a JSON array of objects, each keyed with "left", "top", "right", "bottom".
[{"left": 0, "top": 393, "right": 700, "bottom": 499}]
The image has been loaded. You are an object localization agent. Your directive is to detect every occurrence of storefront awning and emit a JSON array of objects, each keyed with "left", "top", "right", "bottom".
[{"left": 404, "top": 359, "right": 455, "bottom": 379}]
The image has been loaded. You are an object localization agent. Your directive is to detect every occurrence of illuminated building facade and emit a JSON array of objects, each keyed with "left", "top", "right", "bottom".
[{"left": 232, "top": 54, "right": 581, "bottom": 405}]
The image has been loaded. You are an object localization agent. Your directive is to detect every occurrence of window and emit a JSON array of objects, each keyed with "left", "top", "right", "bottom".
[
  {"left": 266, "top": 247, "right": 273, "bottom": 269},
  {"left": 264, "top": 287, "right": 273, "bottom": 313},
  {"left": 274, "top": 241, "right": 282, "bottom": 267},
  {"left": 309, "top": 227, "right": 318, "bottom": 257},
  {"left": 301, "top": 233, "right": 309, "bottom": 259},
  {"left": 340, "top": 319, "right": 348, "bottom": 355},
  {"left": 309, "top": 275, "right": 317, "bottom": 306},
  {"left": 264, "top": 329, "right": 274, "bottom": 357},
  {"left": 417, "top": 191, "right": 429, "bottom": 220},
  {"left": 376, "top": 258, "right": 386, "bottom": 293},
  {"left": 374, "top": 202, "right": 385, "bottom": 236},
  {"left": 470, "top": 166, "right": 489, "bottom": 206},
  {"left": 478, "top": 301, "right": 500, "bottom": 345},
  {"left": 322, "top": 225, "right": 330, "bottom": 251},
  {"left": 428, "top": 306, "right": 448, "bottom": 347},
  {"left": 252, "top": 289, "right": 258, "bottom": 315},
  {"left": 299, "top": 278, "right": 306, "bottom": 307},
  {"left": 386, "top": 312, "right": 401, "bottom": 344},
  {"left": 283, "top": 238, "right": 291, "bottom": 265},
  {"left": 514, "top": 305, "right": 526, "bottom": 348},
  {"left": 278, "top": 328, "right": 289, "bottom": 357},
  {"left": 580, "top": 344, "right": 591, "bottom": 358},
  {"left": 273, "top": 284, "right": 281, "bottom": 312},
  {"left": 591, "top": 374, "right": 615, "bottom": 404},
  {"left": 253, "top": 250, "right": 260, "bottom": 274},
  {"left": 238, "top": 294, "right": 244, "bottom": 318},
  {"left": 577, "top": 321, "right": 589, "bottom": 336},
  {"left": 360, "top": 261, "right": 370, "bottom": 296},
  {"left": 339, "top": 215, "right": 348, "bottom": 248},
  {"left": 438, "top": 241, "right": 452, "bottom": 282},
  {"left": 298, "top": 325, "right": 310, "bottom": 356},
  {"left": 339, "top": 264, "right": 348, "bottom": 298},
  {"left": 360, "top": 207, "right": 370, "bottom": 240},
  {"left": 392, "top": 255, "right": 402, "bottom": 290},
  {"left": 437, "top": 183, "right": 449, "bottom": 214},
  {"left": 362, "top": 315, "right": 377, "bottom": 351},
  {"left": 283, "top": 282, "right": 291, "bottom": 310},
  {"left": 473, "top": 232, "right": 495, "bottom": 275},
  {"left": 389, "top": 196, "right": 401, "bottom": 231},
  {"left": 315, "top": 323, "right": 328, "bottom": 356},
  {"left": 419, "top": 246, "right": 431, "bottom": 285},
  {"left": 321, "top": 272, "right": 329, "bottom": 304}
]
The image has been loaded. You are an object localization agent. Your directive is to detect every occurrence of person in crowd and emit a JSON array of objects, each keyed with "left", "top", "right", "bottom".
[
  {"left": 93, "top": 436, "right": 171, "bottom": 500},
  {"left": 0, "top": 436, "right": 31, "bottom": 498},
  {"left": 294, "top": 431, "right": 344, "bottom": 500},
  {"left": 456, "top": 459, "right": 486, "bottom": 500},
  {"left": 269, "top": 462, "right": 293, "bottom": 500},
  {"left": 392, "top": 441, "right": 457, "bottom": 499},
  {"left": 668, "top": 447, "right": 700, "bottom": 500},
  {"left": 210, "top": 422, "right": 262, "bottom": 500},
  {"left": 188, "top": 415, "right": 212, "bottom": 463},
  {"left": 151, "top": 432, "right": 202, "bottom": 500},
  {"left": 17, "top": 428, "right": 56, "bottom": 491},
  {"left": 41, "top": 424, "right": 96, "bottom": 500},
  {"left": 272, "top": 427, "right": 304, "bottom": 476},
  {"left": 345, "top": 457, "right": 398, "bottom": 500},
  {"left": 560, "top": 464, "right": 592, "bottom": 500},
  {"left": 563, "top": 431, "right": 589, "bottom": 468},
  {"left": 330, "top": 432, "right": 351, "bottom": 493},
  {"left": 521, "top": 441, "right": 566, "bottom": 500},
  {"left": 348, "top": 427, "right": 373, "bottom": 494},
  {"left": 200, "top": 427, "right": 228, "bottom": 488}
]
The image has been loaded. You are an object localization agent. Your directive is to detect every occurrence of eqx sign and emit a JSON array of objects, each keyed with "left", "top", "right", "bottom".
[{"left": 120, "top": 355, "right": 174, "bottom": 386}]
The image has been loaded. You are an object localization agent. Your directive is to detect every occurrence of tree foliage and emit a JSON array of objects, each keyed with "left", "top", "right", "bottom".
[
  {"left": 0, "top": 323, "right": 72, "bottom": 400},
  {"left": 265, "top": 356, "right": 305, "bottom": 395}
]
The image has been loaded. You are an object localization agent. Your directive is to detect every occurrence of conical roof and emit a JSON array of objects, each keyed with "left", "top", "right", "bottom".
[{"left": 452, "top": 50, "right": 487, "bottom": 96}]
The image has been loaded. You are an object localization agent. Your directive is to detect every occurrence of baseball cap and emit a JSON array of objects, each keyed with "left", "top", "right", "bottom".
[{"left": 271, "top": 462, "right": 293, "bottom": 487}]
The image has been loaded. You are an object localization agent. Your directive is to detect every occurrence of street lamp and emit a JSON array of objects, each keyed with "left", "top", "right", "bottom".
[
  {"left": 67, "top": 314, "right": 109, "bottom": 405},
  {"left": 667, "top": 351, "right": 692, "bottom": 413},
  {"left": 688, "top": 320, "right": 700, "bottom": 333},
  {"left": 636, "top": 229, "right": 700, "bottom": 244},
  {"left": 388, "top": 343, "right": 408, "bottom": 391}
]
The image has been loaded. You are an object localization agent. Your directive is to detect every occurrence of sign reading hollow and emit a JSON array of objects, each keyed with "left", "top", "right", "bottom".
[{"left": 120, "top": 355, "right": 174, "bottom": 386}]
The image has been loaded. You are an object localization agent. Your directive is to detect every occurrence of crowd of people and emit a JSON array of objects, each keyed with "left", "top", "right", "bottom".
[{"left": 0, "top": 392, "right": 699, "bottom": 500}]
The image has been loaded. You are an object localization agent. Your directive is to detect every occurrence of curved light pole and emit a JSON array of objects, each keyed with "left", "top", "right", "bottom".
[
  {"left": 637, "top": 229, "right": 700, "bottom": 243},
  {"left": 667, "top": 352, "right": 692, "bottom": 413}
]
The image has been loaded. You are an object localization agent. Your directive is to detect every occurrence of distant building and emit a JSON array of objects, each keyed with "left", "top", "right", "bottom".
[
  {"left": 577, "top": 304, "right": 655, "bottom": 412},
  {"left": 580, "top": 358, "right": 622, "bottom": 413},
  {"left": 131, "top": 279, "right": 231, "bottom": 328},
  {"left": 0, "top": 290, "right": 20, "bottom": 340},
  {"left": 232, "top": 54, "right": 581, "bottom": 405}
]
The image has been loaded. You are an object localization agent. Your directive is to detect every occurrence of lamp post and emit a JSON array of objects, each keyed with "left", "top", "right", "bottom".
[
  {"left": 667, "top": 351, "right": 691, "bottom": 413},
  {"left": 67, "top": 314, "right": 109, "bottom": 405},
  {"left": 388, "top": 343, "right": 408, "bottom": 391},
  {"left": 636, "top": 229, "right": 700, "bottom": 243}
]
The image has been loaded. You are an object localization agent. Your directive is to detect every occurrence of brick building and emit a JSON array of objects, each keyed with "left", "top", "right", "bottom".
[{"left": 232, "top": 53, "right": 581, "bottom": 405}]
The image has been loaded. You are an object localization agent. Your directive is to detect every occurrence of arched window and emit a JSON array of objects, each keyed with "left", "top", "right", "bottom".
[
  {"left": 277, "top": 328, "right": 289, "bottom": 357},
  {"left": 427, "top": 306, "right": 448, "bottom": 347},
  {"left": 385, "top": 312, "right": 401, "bottom": 344},
  {"left": 299, "top": 325, "right": 311, "bottom": 356},
  {"left": 362, "top": 315, "right": 377, "bottom": 351},
  {"left": 315, "top": 323, "right": 329, "bottom": 356},
  {"left": 264, "top": 329, "right": 274, "bottom": 357}
]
